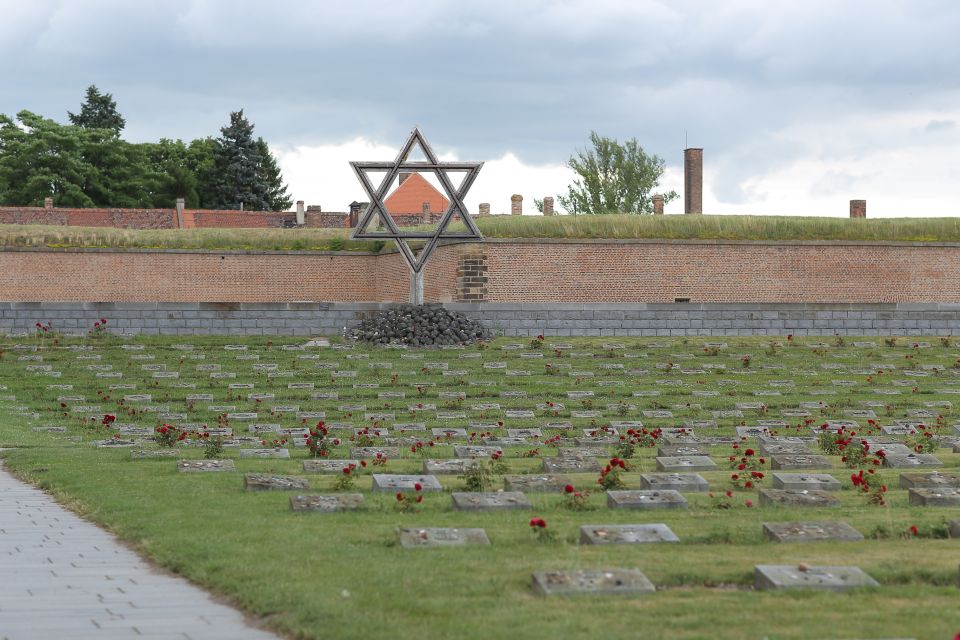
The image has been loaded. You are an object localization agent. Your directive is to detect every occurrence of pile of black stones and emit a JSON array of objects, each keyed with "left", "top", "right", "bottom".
[{"left": 347, "top": 304, "right": 491, "bottom": 347}]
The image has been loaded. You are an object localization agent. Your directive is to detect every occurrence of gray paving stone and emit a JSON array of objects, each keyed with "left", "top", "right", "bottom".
[{"left": 0, "top": 462, "right": 278, "bottom": 640}]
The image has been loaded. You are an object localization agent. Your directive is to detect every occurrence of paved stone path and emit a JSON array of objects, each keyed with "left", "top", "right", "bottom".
[{"left": 0, "top": 460, "right": 280, "bottom": 640}]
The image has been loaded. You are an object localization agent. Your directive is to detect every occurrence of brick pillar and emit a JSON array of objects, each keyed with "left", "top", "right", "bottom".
[
  {"left": 542, "top": 197, "right": 554, "bottom": 216},
  {"left": 479, "top": 203, "right": 490, "bottom": 217},
  {"left": 457, "top": 250, "right": 488, "bottom": 302},
  {"left": 652, "top": 194, "right": 664, "bottom": 215},
  {"left": 296, "top": 200, "right": 305, "bottom": 226},
  {"left": 43, "top": 197, "right": 53, "bottom": 209},
  {"left": 684, "top": 148, "right": 703, "bottom": 214},
  {"left": 850, "top": 200, "right": 866, "bottom": 218},
  {"left": 511, "top": 194, "right": 523, "bottom": 216},
  {"left": 422, "top": 201, "right": 431, "bottom": 224},
  {"left": 349, "top": 201, "right": 361, "bottom": 228}
]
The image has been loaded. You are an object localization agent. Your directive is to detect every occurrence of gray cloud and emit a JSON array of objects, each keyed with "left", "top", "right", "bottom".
[{"left": 1, "top": 0, "right": 960, "bottom": 207}]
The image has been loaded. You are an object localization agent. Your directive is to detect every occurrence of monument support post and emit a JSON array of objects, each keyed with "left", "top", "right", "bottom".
[{"left": 410, "top": 268, "right": 424, "bottom": 305}]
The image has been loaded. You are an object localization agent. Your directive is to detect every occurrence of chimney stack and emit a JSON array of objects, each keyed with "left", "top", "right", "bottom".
[
  {"left": 684, "top": 148, "right": 703, "bottom": 214},
  {"left": 542, "top": 197, "right": 554, "bottom": 216},
  {"left": 43, "top": 197, "right": 53, "bottom": 209},
  {"left": 849, "top": 200, "right": 866, "bottom": 218},
  {"left": 422, "top": 201, "right": 431, "bottom": 224},
  {"left": 479, "top": 203, "right": 491, "bottom": 217},
  {"left": 511, "top": 194, "right": 523, "bottom": 216},
  {"left": 652, "top": 194, "right": 664, "bottom": 215}
]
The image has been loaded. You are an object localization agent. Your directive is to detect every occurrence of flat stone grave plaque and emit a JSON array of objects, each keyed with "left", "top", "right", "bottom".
[
  {"left": 772, "top": 473, "right": 841, "bottom": 491},
  {"left": 244, "top": 474, "right": 309, "bottom": 491},
  {"left": 130, "top": 449, "right": 178, "bottom": 459},
  {"left": 758, "top": 489, "right": 840, "bottom": 508},
  {"left": 907, "top": 487, "right": 960, "bottom": 506},
  {"left": 558, "top": 447, "right": 606, "bottom": 458},
  {"left": 762, "top": 521, "right": 863, "bottom": 543},
  {"left": 642, "top": 410, "right": 674, "bottom": 419},
  {"left": 372, "top": 474, "right": 443, "bottom": 492},
  {"left": 532, "top": 569, "right": 656, "bottom": 596},
  {"left": 508, "top": 428, "right": 543, "bottom": 438},
  {"left": 303, "top": 459, "right": 361, "bottom": 473},
  {"left": 655, "top": 456, "right": 716, "bottom": 472},
  {"left": 755, "top": 565, "right": 879, "bottom": 591},
  {"left": 351, "top": 447, "right": 400, "bottom": 459},
  {"left": 423, "top": 459, "right": 478, "bottom": 474},
  {"left": 432, "top": 428, "right": 468, "bottom": 438},
  {"left": 607, "top": 490, "right": 687, "bottom": 510},
  {"left": 899, "top": 471, "right": 960, "bottom": 489},
  {"left": 868, "top": 443, "right": 913, "bottom": 456},
  {"left": 248, "top": 424, "right": 281, "bottom": 434},
  {"left": 503, "top": 474, "right": 572, "bottom": 492},
  {"left": 884, "top": 454, "right": 942, "bottom": 468},
  {"left": 239, "top": 448, "right": 290, "bottom": 459},
  {"left": 639, "top": 473, "right": 710, "bottom": 492},
  {"left": 454, "top": 445, "right": 502, "bottom": 458},
  {"left": 227, "top": 412, "right": 258, "bottom": 420},
  {"left": 177, "top": 459, "right": 236, "bottom": 473},
  {"left": 657, "top": 444, "right": 709, "bottom": 457},
  {"left": 451, "top": 491, "right": 531, "bottom": 511},
  {"left": 290, "top": 494, "right": 364, "bottom": 512},
  {"left": 760, "top": 443, "right": 813, "bottom": 456},
  {"left": 397, "top": 527, "right": 490, "bottom": 548},
  {"left": 33, "top": 426, "right": 67, "bottom": 433},
  {"left": 771, "top": 455, "right": 832, "bottom": 470},
  {"left": 579, "top": 524, "right": 679, "bottom": 545},
  {"left": 95, "top": 439, "right": 137, "bottom": 448},
  {"left": 543, "top": 457, "right": 602, "bottom": 473}
]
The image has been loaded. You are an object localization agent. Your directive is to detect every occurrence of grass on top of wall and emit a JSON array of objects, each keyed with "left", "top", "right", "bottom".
[
  {"left": 3, "top": 214, "right": 960, "bottom": 250},
  {"left": 468, "top": 214, "right": 960, "bottom": 242},
  {"left": 0, "top": 224, "right": 380, "bottom": 252}
]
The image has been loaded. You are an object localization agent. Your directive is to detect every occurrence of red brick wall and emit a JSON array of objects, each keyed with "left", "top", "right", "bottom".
[
  {"left": 0, "top": 206, "right": 177, "bottom": 229},
  {"left": 483, "top": 241, "right": 960, "bottom": 303},
  {"left": 3, "top": 240, "right": 960, "bottom": 304}
]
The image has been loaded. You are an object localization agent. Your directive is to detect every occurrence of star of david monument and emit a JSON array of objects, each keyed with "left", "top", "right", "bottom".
[{"left": 350, "top": 127, "right": 484, "bottom": 304}]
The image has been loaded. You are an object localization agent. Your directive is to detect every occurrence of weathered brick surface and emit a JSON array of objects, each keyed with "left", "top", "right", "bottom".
[
  {"left": 3, "top": 240, "right": 960, "bottom": 305},
  {"left": 0, "top": 206, "right": 177, "bottom": 229}
]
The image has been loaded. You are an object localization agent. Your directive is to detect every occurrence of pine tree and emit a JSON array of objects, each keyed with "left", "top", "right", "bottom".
[
  {"left": 256, "top": 137, "right": 292, "bottom": 211},
  {"left": 67, "top": 85, "right": 126, "bottom": 135},
  {"left": 208, "top": 110, "right": 273, "bottom": 211}
]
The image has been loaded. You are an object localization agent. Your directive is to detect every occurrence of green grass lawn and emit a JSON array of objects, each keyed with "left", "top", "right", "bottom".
[
  {"left": 4, "top": 214, "right": 960, "bottom": 251},
  {"left": 1, "top": 334, "right": 959, "bottom": 639}
]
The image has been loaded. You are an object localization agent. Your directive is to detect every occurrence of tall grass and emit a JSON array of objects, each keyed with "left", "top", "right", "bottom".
[
  {"left": 3, "top": 214, "right": 960, "bottom": 250},
  {"left": 470, "top": 214, "right": 960, "bottom": 242},
  {"left": 0, "top": 224, "right": 375, "bottom": 251}
]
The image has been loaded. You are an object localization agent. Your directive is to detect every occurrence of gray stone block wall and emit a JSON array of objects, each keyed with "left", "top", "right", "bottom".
[{"left": 3, "top": 302, "right": 960, "bottom": 337}]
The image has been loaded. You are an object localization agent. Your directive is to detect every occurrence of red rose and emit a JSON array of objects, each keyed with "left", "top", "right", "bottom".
[
  {"left": 414, "top": 482, "right": 422, "bottom": 491},
  {"left": 395, "top": 492, "right": 403, "bottom": 501},
  {"left": 745, "top": 499, "right": 753, "bottom": 508},
  {"left": 564, "top": 484, "right": 575, "bottom": 493},
  {"left": 909, "top": 525, "right": 919, "bottom": 536},
  {"left": 342, "top": 467, "right": 350, "bottom": 475}
]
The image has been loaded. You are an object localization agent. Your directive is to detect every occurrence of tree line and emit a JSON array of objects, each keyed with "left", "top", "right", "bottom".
[{"left": 0, "top": 86, "right": 292, "bottom": 211}]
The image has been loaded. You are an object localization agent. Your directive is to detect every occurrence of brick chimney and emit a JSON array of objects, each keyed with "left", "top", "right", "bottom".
[
  {"left": 542, "top": 197, "right": 554, "bottom": 216},
  {"left": 849, "top": 200, "right": 866, "bottom": 218},
  {"left": 511, "top": 194, "right": 523, "bottom": 216},
  {"left": 422, "top": 201, "right": 431, "bottom": 224},
  {"left": 43, "top": 197, "right": 53, "bottom": 209},
  {"left": 479, "top": 203, "right": 491, "bottom": 217},
  {"left": 652, "top": 194, "right": 664, "bottom": 215},
  {"left": 684, "top": 148, "right": 703, "bottom": 214}
]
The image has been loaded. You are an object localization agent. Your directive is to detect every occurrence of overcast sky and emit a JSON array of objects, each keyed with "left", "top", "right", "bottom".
[{"left": 2, "top": 0, "right": 959, "bottom": 216}]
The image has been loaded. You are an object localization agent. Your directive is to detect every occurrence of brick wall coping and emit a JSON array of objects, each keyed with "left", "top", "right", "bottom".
[
  {"left": 4, "top": 236, "right": 960, "bottom": 256},
  {"left": 5, "top": 301, "right": 960, "bottom": 312}
]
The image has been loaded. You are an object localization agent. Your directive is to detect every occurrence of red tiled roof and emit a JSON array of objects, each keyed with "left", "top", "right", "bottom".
[{"left": 384, "top": 173, "right": 449, "bottom": 215}]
